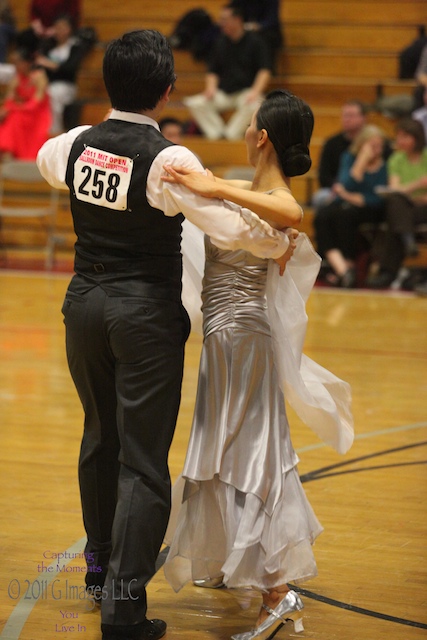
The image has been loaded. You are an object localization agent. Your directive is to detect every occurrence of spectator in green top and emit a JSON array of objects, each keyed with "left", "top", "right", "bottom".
[{"left": 367, "top": 118, "right": 427, "bottom": 289}]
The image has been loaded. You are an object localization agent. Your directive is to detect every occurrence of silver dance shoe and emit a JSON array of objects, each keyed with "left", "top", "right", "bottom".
[
  {"left": 193, "top": 576, "right": 225, "bottom": 589},
  {"left": 231, "top": 590, "right": 304, "bottom": 640}
]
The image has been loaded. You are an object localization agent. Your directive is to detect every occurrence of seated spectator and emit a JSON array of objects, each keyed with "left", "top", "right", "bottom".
[
  {"left": 312, "top": 101, "right": 367, "bottom": 210},
  {"left": 413, "top": 86, "right": 427, "bottom": 140},
  {"left": 414, "top": 278, "right": 427, "bottom": 295},
  {"left": 314, "top": 125, "right": 388, "bottom": 288},
  {"left": 414, "top": 42, "right": 427, "bottom": 109},
  {"left": 168, "top": 8, "right": 220, "bottom": 63},
  {"left": 183, "top": 3, "right": 272, "bottom": 141},
  {"left": 159, "top": 117, "right": 184, "bottom": 144},
  {"left": 367, "top": 118, "right": 427, "bottom": 289},
  {"left": 0, "top": 47, "right": 51, "bottom": 160},
  {"left": 159, "top": 116, "right": 203, "bottom": 165},
  {"left": 34, "top": 14, "right": 87, "bottom": 133},
  {"left": 398, "top": 25, "right": 427, "bottom": 81},
  {"left": 17, "top": 0, "right": 81, "bottom": 53},
  {"left": 231, "top": 0, "right": 283, "bottom": 70},
  {"left": 30, "top": 0, "right": 80, "bottom": 39},
  {"left": 0, "top": 1, "right": 15, "bottom": 84},
  {"left": 398, "top": 27, "right": 427, "bottom": 111}
]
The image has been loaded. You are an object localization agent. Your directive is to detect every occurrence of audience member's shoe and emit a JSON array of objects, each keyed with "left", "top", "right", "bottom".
[
  {"left": 414, "top": 281, "right": 427, "bottom": 296},
  {"left": 101, "top": 618, "right": 166, "bottom": 640},
  {"left": 339, "top": 268, "right": 357, "bottom": 289},
  {"left": 323, "top": 271, "right": 340, "bottom": 286},
  {"left": 367, "top": 271, "right": 395, "bottom": 289},
  {"left": 404, "top": 242, "right": 419, "bottom": 258}
]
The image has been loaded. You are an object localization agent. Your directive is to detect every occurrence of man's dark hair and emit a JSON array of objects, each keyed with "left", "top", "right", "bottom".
[
  {"left": 53, "top": 13, "right": 76, "bottom": 31},
  {"left": 344, "top": 99, "right": 368, "bottom": 116},
  {"left": 224, "top": 3, "right": 244, "bottom": 20},
  {"left": 159, "top": 117, "right": 183, "bottom": 130},
  {"left": 103, "top": 30, "right": 176, "bottom": 112}
]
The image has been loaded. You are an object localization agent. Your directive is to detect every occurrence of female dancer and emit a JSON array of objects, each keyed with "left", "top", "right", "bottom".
[{"left": 162, "top": 90, "right": 353, "bottom": 640}]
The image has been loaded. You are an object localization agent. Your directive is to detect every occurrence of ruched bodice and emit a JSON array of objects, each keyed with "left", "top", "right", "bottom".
[{"left": 202, "top": 236, "right": 271, "bottom": 337}]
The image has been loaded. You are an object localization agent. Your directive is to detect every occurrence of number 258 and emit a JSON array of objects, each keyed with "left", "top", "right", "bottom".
[{"left": 78, "top": 166, "right": 120, "bottom": 203}]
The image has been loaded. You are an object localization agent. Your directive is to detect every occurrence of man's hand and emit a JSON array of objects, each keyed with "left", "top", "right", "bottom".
[
  {"left": 274, "top": 228, "right": 299, "bottom": 275},
  {"left": 244, "top": 88, "right": 261, "bottom": 104},
  {"left": 203, "top": 87, "right": 216, "bottom": 100}
]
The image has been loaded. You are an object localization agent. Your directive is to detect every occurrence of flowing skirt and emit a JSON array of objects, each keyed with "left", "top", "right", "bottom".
[{"left": 164, "top": 328, "right": 323, "bottom": 593}]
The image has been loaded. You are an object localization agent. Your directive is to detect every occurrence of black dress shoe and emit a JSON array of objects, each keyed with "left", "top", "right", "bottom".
[
  {"left": 367, "top": 271, "right": 395, "bottom": 289},
  {"left": 404, "top": 242, "right": 419, "bottom": 257},
  {"left": 339, "top": 267, "right": 357, "bottom": 288},
  {"left": 140, "top": 619, "right": 167, "bottom": 640},
  {"left": 102, "top": 618, "right": 166, "bottom": 640},
  {"left": 414, "top": 281, "right": 427, "bottom": 296}
]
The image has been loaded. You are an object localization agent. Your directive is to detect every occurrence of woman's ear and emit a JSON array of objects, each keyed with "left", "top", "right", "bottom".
[{"left": 257, "top": 128, "right": 269, "bottom": 148}]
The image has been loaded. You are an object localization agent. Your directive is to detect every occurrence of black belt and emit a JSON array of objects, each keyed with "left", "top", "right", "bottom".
[
  {"left": 75, "top": 256, "right": 180, "bottom": 275},
  {"left": 74, "top": 259, "right": 182, "bottom": 301},
  {"left": 75, "top": 258, "right": 148, "bottom": 273}
]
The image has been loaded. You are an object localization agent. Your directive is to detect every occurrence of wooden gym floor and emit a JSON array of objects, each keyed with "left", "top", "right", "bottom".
[{"left": 0, "top": 269, "right": 426, "bottom": 640}]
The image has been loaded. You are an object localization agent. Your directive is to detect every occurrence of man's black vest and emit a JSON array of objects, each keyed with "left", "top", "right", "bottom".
[{"left": 65, "top": 119, "right": 184, "bottom": 291}]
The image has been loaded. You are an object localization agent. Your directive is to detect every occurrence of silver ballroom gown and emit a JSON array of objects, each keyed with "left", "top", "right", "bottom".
[{"left": 164, "top": 235, "right": 324, "bottom": 593}]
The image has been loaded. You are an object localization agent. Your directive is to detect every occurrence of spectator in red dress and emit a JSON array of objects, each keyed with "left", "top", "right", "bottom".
[{"left": 0, "top": 47, "right": 51, "bottom": 160}]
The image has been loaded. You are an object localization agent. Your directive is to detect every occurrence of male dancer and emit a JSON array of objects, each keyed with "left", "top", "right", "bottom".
[{"left": 37, "top": 30, "right": 290, "bottom": 640}]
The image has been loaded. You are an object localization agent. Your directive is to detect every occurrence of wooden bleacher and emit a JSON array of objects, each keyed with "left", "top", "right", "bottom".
[{"left": 3, "top": 0, "right": 425, "bottom": 267}]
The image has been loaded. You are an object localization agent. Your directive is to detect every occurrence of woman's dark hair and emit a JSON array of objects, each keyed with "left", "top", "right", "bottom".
[
  {"left": 256, "top": 89, "right": 314, "bottom": 177},
  {"left": 396, "top": 117, "right": 426, "bottom": 152},
  {"left": 53, "top": 13, "right": 76, "bottom": 32},
  {"left": 103, "top": 30, "right": 176, "bottom": 112},
  {"left": 15, "top": 47, "right": 35, "bottom": 64},
  {"left": 225, "top": 2, "right": 244, "bottom": 20}
]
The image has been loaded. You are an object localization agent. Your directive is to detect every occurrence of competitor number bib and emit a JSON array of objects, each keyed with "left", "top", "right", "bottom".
[{"left": 73, "top": 146, "right": 133, "bottom": 211}]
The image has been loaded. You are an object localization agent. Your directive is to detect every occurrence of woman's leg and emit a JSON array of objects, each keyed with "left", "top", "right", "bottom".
[
  {"left": 315, "top": 202, "right": 357, "bottom": 285},
  {"left": 386, "top": 193, "right": 418, "bottom": 256},
  {"left": 257, "top": 585, "right": 290, "bottom": 625},
  {"left": 313, "top": 202, "right": 340, "bottom": 258}
]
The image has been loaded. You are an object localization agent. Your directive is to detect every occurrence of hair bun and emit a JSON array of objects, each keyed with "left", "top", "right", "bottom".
[{"left": 281, "top": 143, "right": 311, "bottom": 177}]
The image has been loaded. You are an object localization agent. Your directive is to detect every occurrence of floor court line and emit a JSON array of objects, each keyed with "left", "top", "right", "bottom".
[{"left": 2, "top": 422, "right": 426, "bottom": 639}]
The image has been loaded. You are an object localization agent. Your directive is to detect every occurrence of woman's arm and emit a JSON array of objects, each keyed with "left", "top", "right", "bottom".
[
  {"left": 212, "top": 179, "right": 302, "bottom": 227},
  {"left": 388, "top": 173, "right": 427, "bottom": 203},
  {"left": 399, "top": 175, "right": 427, "bottom": 195},
  {"left": 350, "top": 141, "right": 375, "bottom": 182},
  {"left": 214, "top": 176, "right": 253, "bottom": 190},
  {"left": 388, "top": 174, "right": 401, "bottom": 190},
  {"left": 30, "top": 69, "right": 49, "bottom": 102},
  {"left": 333, "top": 183, "right": 365, "bottom": 206},
  {"left": 162, "top": 165, "right": 303, "bottom": 227},
  {"left": 204, "top": 73, "right": 219, "bottom": 99}
]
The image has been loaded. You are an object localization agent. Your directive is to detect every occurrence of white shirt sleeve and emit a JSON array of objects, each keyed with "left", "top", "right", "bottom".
[
  {"left": 37, "top": 127, "right": 288, "bottom": 259},
  {"left": 147, "top": 145, "right": 289, "bottom": 259},
  {"left": 37, "top": 125, "right": 92, "bottom": 190}
]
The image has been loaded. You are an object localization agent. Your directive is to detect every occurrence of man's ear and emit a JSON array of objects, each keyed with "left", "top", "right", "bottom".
[{"left": 162, "top": 85, "right": 173, "bottom": 103}]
